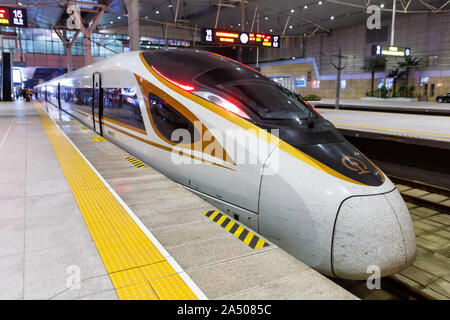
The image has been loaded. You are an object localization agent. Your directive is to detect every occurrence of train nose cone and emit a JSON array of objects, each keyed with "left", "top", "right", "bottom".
[{"left": 332, "top": 189, "right": 416, "bottom": 280}]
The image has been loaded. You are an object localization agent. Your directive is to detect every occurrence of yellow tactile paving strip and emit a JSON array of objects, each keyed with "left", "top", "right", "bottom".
[{"left": 34, "top": 102, "right": 198, "bottom": 300}]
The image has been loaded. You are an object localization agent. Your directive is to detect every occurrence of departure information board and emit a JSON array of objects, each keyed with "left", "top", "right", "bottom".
[
  {"left": 372, "top": 44, "right": 411, "bottom": 57},
  {"left": 0, "top": 7, "right": 28, "bottom": 28},
  {"left": 202, "top": 28, "right": 280, "bottom": 48}
]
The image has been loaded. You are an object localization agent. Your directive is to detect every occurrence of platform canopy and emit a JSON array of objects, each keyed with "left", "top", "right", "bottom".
[{"left": 0, "top": 0, "right": 448, "bottom": 37}]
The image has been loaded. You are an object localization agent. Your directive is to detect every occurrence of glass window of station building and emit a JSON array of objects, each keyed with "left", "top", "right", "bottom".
[{"left": 0, "top": 27, "right": 190, "bottom": 57}]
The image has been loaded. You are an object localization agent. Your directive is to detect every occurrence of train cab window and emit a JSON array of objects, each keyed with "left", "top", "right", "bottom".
[
  {"left": 148, "top": 93, "right": 198, "bottom": 144},
  {"left": 102, "top": 88, "right": 145, "bottom": 131}
]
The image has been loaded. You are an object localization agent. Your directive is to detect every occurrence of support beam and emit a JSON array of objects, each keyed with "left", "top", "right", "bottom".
[
  {"left": 54, "top": 28, "right": 81, "bottom": 72},
  {"left": 174, "top": 0, "right": 180, "bottom": 24},
  {"left": 76, "top": 6, "right": 106, "bottom": 66},
  {"left": 292, "top": 13, "right": 330, "bottom": 33},
  {"left": 127, "top": 0, "right": 140, "bottom": 51},
  {"left": 250, "top": 6, "right": 258, "bottom": 32},
  {"left": 438, "top": 0, "right": 450, "bottom": 11},
  {"left": 215, "top": 0, "right": 222, "bottom": 28},
  {"left": 324, "top": 0, "right": 447, "bottom": 13},
  {"left": 282, "top": 14, "right": 291, "bottom": 36}
]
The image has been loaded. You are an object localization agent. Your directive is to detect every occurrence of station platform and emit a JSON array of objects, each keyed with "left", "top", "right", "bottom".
[
  {"left": 0, "top": 100, "right": 355, "bottom": 300},
  {"left": 317, "top": 108, "right": 450, "bottom": 143},
  {"left": 311, "top": 99, "right": 450, "bottom": 116}
]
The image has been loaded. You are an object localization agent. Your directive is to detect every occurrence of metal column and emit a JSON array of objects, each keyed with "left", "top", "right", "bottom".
[{"left": 128, "top": 0, "right": 140, "bottom": 51}]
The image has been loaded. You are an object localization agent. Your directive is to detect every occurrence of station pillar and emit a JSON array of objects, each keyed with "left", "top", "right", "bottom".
[
  {"left": 83, "top": 33, "right": 92, "bottom": 66},
  {"left": 127, "top": 0, "right": 140, "bottom": 51},
  {"left": 67, "top": 47, "right": 73, "bottom": 72}
]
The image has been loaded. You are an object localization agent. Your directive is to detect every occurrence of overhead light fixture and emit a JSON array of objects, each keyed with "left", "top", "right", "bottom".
[
  {"left": 265, "top": 17, "right": 268, "bottom": 20},
  {"left": 304, "top": 5, "right": 308, "bottom": 9},
  {"left": 330, "top": 16, "right": 334, "bottom": 20},
  {"left": 318, "top": 1, "right": 323, "bottom": 4},
  {"left": 289, "top": 25, "right": 293, "bottom": 29},
  {"left": 110, "top": 21, "right": 113, "bottom": 24},
  {"left": 155, "top": 10, "right": 160, "bottom": 14},
  {"left": 238, "top": 23, "right": 241, "bottom": 26},
  {"left": 290, "top": 9, "right": 295, "bottom": 13}
]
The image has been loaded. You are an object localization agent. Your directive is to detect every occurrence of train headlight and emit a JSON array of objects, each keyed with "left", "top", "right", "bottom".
[{"left": 193, "top": 90, "right": 250, "bottom": 119}]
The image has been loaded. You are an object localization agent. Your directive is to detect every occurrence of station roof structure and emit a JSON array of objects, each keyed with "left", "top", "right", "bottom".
[{"left": 1, "top": 0, "right": 449, "bottom": 36}]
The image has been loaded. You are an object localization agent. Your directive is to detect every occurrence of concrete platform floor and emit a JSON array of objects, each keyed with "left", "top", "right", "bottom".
[
  {"left": 0, "top": 101, "right": 116, "bottom": 300},
  {"left": 317, "top": 109, "right": 450, "bottom": 142}
]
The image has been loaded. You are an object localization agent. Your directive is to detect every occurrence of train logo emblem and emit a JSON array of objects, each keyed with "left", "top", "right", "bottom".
[{"left": 341, "top": 156, "right": 370, "bottom": 175}]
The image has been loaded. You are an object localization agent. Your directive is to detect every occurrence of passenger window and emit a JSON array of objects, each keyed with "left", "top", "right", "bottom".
[
  {"left": 148, "top": 93, "right": 197, "bottom": 144},
  {"left": 102, "top": 88, "right": 145, "bottom": 131},
  {"left": 60, "top": 86, "right": 92, "bottom": 115}
]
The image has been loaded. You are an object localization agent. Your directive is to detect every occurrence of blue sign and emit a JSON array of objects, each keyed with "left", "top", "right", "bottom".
[{"left": 295, "top": 77, "right": 306, "bottom": 87}]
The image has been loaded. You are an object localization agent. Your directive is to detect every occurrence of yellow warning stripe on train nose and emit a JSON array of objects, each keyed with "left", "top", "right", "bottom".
[
  {"left": 203, "top": 210, "right": 269, "bottom": 250},
  {"left": 125, "top": 156, "right": 148, "bottom": 168}
]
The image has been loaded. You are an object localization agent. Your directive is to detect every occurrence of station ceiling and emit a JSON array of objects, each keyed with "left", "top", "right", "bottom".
[{"left": 2, "top": 0, "right": 449, "bottom": 36}]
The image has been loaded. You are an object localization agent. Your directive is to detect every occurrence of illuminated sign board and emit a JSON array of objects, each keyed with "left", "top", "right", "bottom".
[
  {"left": 372, "top": 44, "right": 411, "bottom": 57},
  {"left": 0, "top": 7, "right": 28, "bottom": 27},
  {"left": 295, "top": 77, "right": 306, "bottom": 87},
  {"left": 202, "top": 28, "right": 280, "bottom": 48}
]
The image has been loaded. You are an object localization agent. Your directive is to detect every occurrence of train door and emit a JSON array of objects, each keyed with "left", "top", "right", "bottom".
[
  {"left": 92, "top": 72, "right": 103, "bottom": 135},
  {"left": 57, "top": 82, "right": 61, "bottom": 110},
  {"left": 423, "top": 83, "right": 428, "bottom": 99}
]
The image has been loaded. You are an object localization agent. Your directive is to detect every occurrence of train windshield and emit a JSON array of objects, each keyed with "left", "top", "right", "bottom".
[
  {"left": 194, "top": 68, "right": 313, "bottom": 120},
  {"left": 142, "top": 50, "right": 317, "bottom": 122}
]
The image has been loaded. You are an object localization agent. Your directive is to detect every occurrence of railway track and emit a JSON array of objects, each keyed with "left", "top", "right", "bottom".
[{"left": 390, "top": 175, "right": 450, "bottom": 215}]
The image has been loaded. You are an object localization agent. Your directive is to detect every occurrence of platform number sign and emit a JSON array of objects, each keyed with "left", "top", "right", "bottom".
[
  {"left": 375, "top": 45, "right": 382, "bottom": 55},
  {"left": 272, "top": 35, "right": 280, "bottom": 48},
  {"left": 11, "top": 8, "right": 26, "bottom": 27},
  {"left": 0, "top": 7, "right": 27, "bottom": 27},
  {"left": 204, "top": 28, "right": 214, "bottom": 43}
]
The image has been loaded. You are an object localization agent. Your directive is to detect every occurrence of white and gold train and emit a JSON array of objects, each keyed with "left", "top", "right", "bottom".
[{"left": 36, "top": 49, "right": 416, "bottom": 280}]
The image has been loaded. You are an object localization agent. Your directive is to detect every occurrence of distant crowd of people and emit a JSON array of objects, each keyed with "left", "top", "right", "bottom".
[{"left": 16, "top": 88, "right": 38, "bottom": 101}]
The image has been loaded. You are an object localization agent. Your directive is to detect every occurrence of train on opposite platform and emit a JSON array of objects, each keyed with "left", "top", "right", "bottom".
[{"left": 35, "top": 49, "right": 416, "bottom": 280}]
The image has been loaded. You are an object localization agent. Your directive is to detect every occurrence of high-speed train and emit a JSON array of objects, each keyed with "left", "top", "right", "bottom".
[{"left": 36, "top": 49, "right": 416, "bottom": 280}]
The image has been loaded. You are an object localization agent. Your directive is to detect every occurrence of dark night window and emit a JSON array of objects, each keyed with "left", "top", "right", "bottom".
[{"left": 148, "top": 93, "right": 198, "bottom": 143}]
